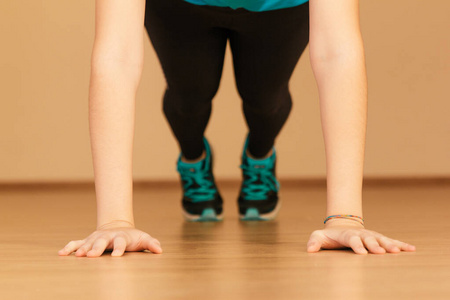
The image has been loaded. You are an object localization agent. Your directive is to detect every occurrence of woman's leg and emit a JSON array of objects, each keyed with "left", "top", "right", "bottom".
[
  {"left": 144, "top": 0, "right": 229, "bottom": 159},
  {"left": 144, "top": 0, "right": 231, "bottom": 221},
  {"left": 225, "top": 3, "right": 310, "bottom": 220},
  {"left": 229, "top": 2, "right": 310, "bottom": 157}
]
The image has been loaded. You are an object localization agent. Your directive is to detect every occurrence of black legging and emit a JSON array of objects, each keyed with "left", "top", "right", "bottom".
[{"left": 144, "top": 0, "right": 310, "bottom": 159}]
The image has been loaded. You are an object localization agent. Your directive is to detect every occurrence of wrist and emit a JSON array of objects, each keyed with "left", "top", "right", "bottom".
[
  {"left": 97, "top": 219, "right": 135, "bottom": 230},
  {"left": 324, "top": 218, "right": 365, "bottom": 229}
]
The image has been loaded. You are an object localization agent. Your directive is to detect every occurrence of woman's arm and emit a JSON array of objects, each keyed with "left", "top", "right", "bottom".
[
  {"left": 59, "top": 0, "right": 161, "bottom": 257},
  {"left": 307, "top": 0, "right": 415, "bottom": 254},
  {"left": 89, "top": 0, "right": 145, "bottom": 229},
  {"left": 310, "top": 0, "right": 366, "bottom": 223}
]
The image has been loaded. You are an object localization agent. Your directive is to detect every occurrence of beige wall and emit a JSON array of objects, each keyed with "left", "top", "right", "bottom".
[{"left": 1, "top": 0, "right": 449, "bottom": 183}]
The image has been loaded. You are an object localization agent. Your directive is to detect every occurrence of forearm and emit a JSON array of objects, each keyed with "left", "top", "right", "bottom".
[
  {"left": 311, "top": 51, "right": 368, "bottom": 218},
  {"left": 88, "top": 60, "right": 141, "bottom": 229}
]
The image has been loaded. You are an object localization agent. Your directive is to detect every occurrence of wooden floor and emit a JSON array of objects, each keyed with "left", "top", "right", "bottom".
[{"left": 0, "top": 182, "right": 449, "bottom": 299}]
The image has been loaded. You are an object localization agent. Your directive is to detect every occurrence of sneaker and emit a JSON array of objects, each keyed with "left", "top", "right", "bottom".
[
  {"left": 238, "top": 136, "right": 281, "bottom": 221},
  {"left": 176, "top": 137, "right": 223, "bottom": 222}
]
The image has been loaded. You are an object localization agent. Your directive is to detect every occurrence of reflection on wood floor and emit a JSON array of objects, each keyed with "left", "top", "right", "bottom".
[{"left": 0, "top": 181, "right": 449, "bottom": 299}]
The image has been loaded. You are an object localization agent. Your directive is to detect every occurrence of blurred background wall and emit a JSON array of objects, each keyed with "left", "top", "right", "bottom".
[{"left": 1, "top": 0, "right": 449, "bottom": 183}]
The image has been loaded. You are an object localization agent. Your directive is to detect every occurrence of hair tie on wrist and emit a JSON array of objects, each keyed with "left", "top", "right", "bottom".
[{"left": 324, "top": 214, "right": 364, "bottom": 225}]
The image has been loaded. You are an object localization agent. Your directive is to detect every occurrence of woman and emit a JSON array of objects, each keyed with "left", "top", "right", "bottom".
[{"left": 58, "top": 0, "right": 416, "bottom": 257}]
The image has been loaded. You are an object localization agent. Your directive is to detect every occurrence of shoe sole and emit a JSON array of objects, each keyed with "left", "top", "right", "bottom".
[
  {"left": 239, "top": 200, "right": 281, "bottom": 221},
  {"left": 183, "top": 208, "right": 223, "bottom": 222}
]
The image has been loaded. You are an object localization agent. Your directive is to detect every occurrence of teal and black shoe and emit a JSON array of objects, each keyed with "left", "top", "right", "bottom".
[
  {"left": 177, "top": 137, "right": 223, "bottom": 222},
  {"left": 238, "top": 136, "right": 281, "bottom": 221}
]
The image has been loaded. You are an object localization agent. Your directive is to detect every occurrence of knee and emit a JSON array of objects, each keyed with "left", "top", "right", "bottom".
[
  {"left": 239, "top": 85, "right": 292, "bottom": 116},
  {"left": 164, "top": 80, "right": 220, "bottom": 116}
]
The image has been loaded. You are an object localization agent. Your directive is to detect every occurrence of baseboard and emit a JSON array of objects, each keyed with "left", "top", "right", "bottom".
[{"left": 0, "top": 177, "right": 449, "bottom": 191}]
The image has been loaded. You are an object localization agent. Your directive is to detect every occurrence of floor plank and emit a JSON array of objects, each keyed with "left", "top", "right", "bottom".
[{"left": 0, "top": 183, "right": 449, "bottom": 299}]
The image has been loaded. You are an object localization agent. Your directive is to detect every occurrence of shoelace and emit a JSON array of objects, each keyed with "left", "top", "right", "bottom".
[
  {"left": 240, "top": 164, "right": 280, "bottom": 200},
  {"left": 177, "top": 166, "right": 216, "bottom": 202}
]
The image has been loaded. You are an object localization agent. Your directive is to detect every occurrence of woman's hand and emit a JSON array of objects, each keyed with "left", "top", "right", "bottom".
[
  {"left": 58, "top": 221, "right": 162, "bottom": 258},
  {"left": 306, "top": 219, "right": 416, "bottom": 254}
]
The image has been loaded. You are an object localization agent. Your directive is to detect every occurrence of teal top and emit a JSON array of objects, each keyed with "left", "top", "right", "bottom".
[{"left": 184, "top": 0, "right": 309, "bottom": 12}]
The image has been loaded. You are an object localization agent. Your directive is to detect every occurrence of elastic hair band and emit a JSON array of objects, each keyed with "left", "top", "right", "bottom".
[{"left": 324, "top": 214, "right": 364, "bottom": 225}]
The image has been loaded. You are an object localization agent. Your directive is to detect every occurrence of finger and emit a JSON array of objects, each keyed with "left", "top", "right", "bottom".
[
  {"left": 111, "top": 236, "right": 128, "bottom": 257},
  {"left": 362, "top": 235, "right": 385, "bottom": 254},
  {"left": 142, "top": 236, "right": 162, "bottom": 254},
  {"left": 58, "top": 240, "right": 85, "bottom": 256},
  {"left": 391, "top": 239, "right": 416, "bottom": 252},
  {"left": 348, "top": 235, "right": 368, "bottom": 254},
  {"left": 376, "top": 236, "right": 401, "bottom": 253},
  {"left": 367, "top": 231, "right": 415, "bottom": 252},
  {"left": 75, "top": 239, "right": 96, "bottom": 257},
  {"left": 306, "top": 231, "right": 323, "bottom": 253},
  {"left": 87, "top": 237, "right": 111, "bottom": 258}
]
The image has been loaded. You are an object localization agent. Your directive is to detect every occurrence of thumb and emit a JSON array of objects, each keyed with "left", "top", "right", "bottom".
[
  {"left": 143, "top": 236, "right": 163, "bottom": 254},
  {"left": 306, "top": 231, "right": 323, "bottom": 253}
]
